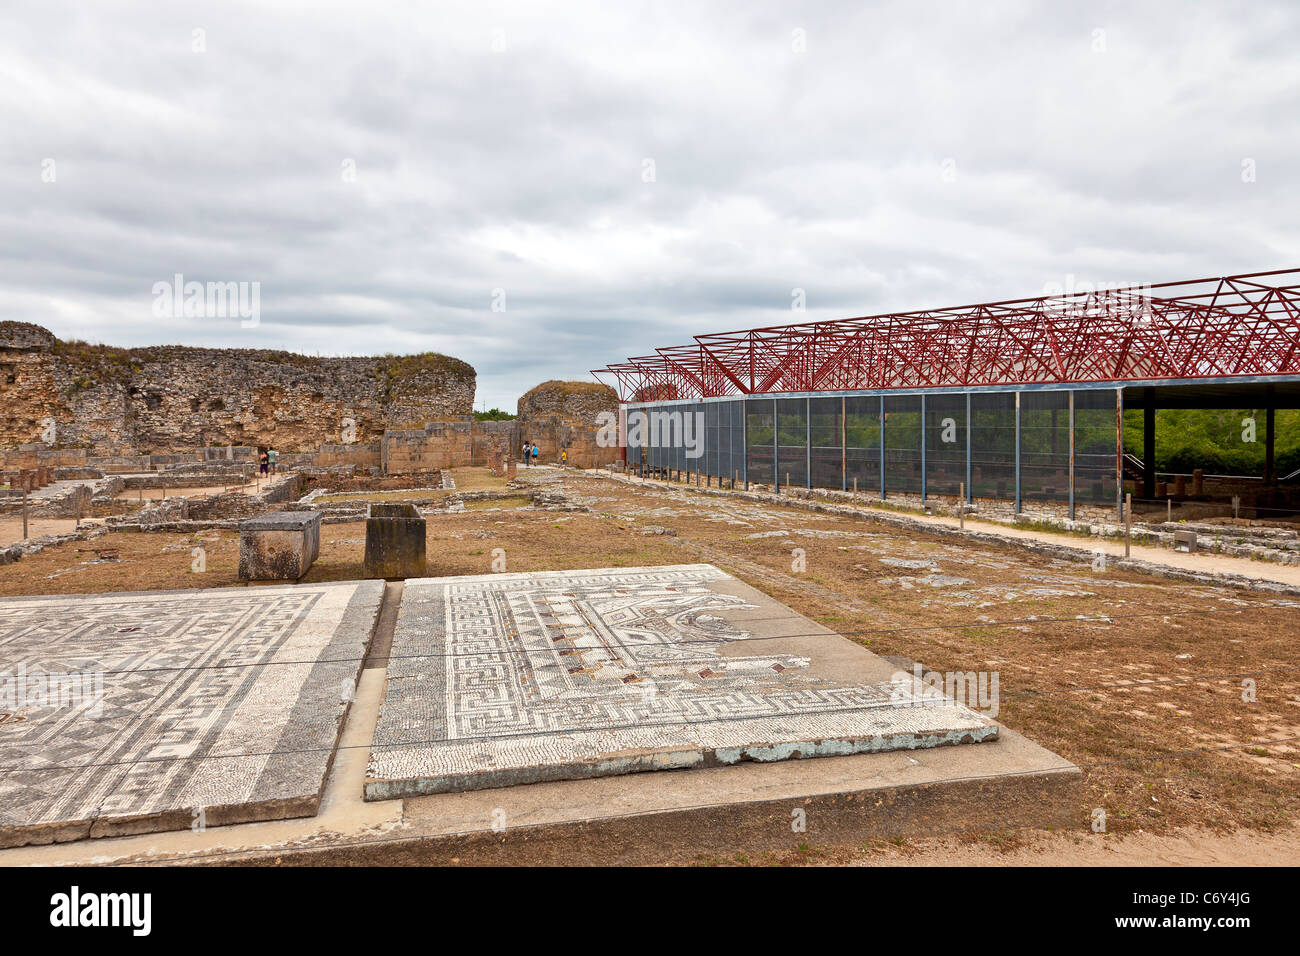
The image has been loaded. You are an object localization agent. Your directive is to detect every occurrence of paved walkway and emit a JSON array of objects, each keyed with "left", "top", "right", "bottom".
[{"left": 922, "top": 511, "right": 1300, "bottom": 588}]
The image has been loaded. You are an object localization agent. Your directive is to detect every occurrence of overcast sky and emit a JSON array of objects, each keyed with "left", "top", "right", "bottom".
[{"left": 2, "top": 1, "right": 1297, "bottom": 411}]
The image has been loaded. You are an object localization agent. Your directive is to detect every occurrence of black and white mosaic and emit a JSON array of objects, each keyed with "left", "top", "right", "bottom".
[
  {"left": 0, "top": 580, "right": 383, "bottom": 845},
  {"left": 366, "top": 564, "right": 997, "bottom": 797}
]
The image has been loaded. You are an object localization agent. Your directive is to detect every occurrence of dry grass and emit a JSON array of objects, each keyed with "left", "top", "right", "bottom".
[{"left": 1, "top": 469, "right": 1296, "bottom": 840}]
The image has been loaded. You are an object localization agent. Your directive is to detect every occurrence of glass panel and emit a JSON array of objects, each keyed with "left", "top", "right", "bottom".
[
  {"left": 844, "top": 396, "right": 880, "bottom": 493},
  {"left": 777, "top": 398, "right": 808, "bottom": 488},
  {"left": 809, "top": 397, "right": 843, "bottom": 489},
  {"left": 923, "top": 393, "right": 964, "bottom": 497},
  {"left": 746, "top": 400, "right": 775, "bottom": 484},
  {"left": 1075, "top": 389, "right": 1119, "bottom": 507},
  {"left": 970, "top": 393, "right": 1017, "bottom": 499},
  {"left": 885, "top": 395, "right": 923, "bottom": 496},
  {"left": 731, "top": 400, "right": 745, "bottom": 484},
  {"left": 1020, "top": 392, "right": 1071, "bottom": 502}
]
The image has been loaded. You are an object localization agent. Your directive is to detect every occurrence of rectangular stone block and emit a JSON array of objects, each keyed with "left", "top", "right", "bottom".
[
  {"left": 238, "top": 511, "right": 322, "bottom": 581},
  {"left": 364, "top": 503, "right": 427, "bottom": 579}
]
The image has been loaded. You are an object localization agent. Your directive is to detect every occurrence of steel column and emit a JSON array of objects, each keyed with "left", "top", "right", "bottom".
[
  {"left": 1068, "top": 391, "right": 1076, "bottom": 521},
  {"left": 840, "top": 396, "right": 847, "bottom": 492},
  {"left": 879, "top": 395, "right": 886, "bottom": 499},
  {"left": 806, "top": 396, "right": 811, "bottom": 489},
  {"left": 965, "top": 392, "right": 972, "bottom": 504},
  {"left": 742, "top": 398, "right": 749, "bottom": 490},
  {"left": 919, "top": 393, "right": 928, "bottom": 504},
  {"left": 1014, "top": 391, "right": 1022, "bottom": 514}
]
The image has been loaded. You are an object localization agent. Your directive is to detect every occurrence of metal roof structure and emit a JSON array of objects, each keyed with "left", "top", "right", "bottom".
[{"left": 593, "top": 268, "right": 1300, "bottom": 403}]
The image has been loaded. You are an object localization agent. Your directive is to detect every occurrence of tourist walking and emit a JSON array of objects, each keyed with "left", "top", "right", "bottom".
[
  {"left": 522, "top": 441, "right": 531, "bottom": 467},
  {"left": 531, "top": 443, "right": 539, "bottom": 466},
  {"left": 268, "top": 447, "right": 278, "bottom": 475},
  {"left": 259, "top": 450, "right": 269, "bottom": 476}
]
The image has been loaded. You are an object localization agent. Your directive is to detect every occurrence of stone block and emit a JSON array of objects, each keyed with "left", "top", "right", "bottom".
[
  {"left": 364, "top": 503, "right": 427, "bottom": 579},
  {"left": 238, "top": 511, "right": 322, "bottom": 581},
  {"left": 1173, "top": 530, "right": 1198, "bottom": 553}
]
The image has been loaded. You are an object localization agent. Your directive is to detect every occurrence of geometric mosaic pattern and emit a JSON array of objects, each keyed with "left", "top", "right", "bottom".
[
  {"left": 366, "top": 565, "right": 997, "bottom": 797},
  {"left": 0, "top": 580, "right": 383, "bottom": 846}
]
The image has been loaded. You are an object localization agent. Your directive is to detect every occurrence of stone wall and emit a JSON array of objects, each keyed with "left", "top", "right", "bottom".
[
  {"left": 314, "top": 444, "right": 383, "bottom": 469},
  {"left": 381, "top": 420, "right": 518, "bottom": 474},
  {"left": 516, "top": 380, "right": 619, "bottom": 468},
  {"left": 0, "top": 322, "right": 475, "bottom": 454}
]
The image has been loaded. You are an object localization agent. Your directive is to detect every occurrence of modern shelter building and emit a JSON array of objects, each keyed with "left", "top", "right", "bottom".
[{"left": 594, "top": 268, "right": 1300, "bottom": 519}]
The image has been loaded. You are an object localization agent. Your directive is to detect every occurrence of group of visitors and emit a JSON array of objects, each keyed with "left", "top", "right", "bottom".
[
  {"left": 258, "top": 447, "right": 278, "bottom": 476},
  {"left": 518, "top": 443, "right": 571, "bottom": 467}
]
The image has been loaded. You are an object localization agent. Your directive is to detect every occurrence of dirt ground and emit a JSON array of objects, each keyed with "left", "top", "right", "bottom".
[
  {"left": 0, "top": 516, "right": 86, "bottom": 547},
  {"left": 2, "top": 466, "right": 1297, "bottom": 862},
  {"left": 706, "top": 822, "right": 1300, "bottom": 866}
]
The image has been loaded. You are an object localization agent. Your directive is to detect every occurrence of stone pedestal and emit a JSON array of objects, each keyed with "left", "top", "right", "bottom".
[
  {"left": 238, "top": 511, "right": 322, "bottom": 581},
  {"left": 364, "top": 503, "right": 427, "bottom": 579}
]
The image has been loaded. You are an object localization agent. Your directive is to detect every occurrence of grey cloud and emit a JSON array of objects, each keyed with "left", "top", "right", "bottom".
[{"left": 0, "top": 0, "right": 1297, "bottom": 409}]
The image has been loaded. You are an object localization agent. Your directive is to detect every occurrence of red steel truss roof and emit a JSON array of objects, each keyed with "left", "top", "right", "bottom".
[{"left": 592, "top": 268, "right": 1300, "bottom": 402}]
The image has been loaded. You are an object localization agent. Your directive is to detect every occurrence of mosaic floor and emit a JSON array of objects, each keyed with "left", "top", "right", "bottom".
[
  {"left": 366, "top": 564, "right": 998, "bottom": 797},
  {"left": 0, "top": 580, "right": 383, "bottom": 846}
]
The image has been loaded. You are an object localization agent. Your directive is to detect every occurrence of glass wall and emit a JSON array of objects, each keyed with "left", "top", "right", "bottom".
[{"left": 621, "top": 388, "right": 1125, "bottom": 510}]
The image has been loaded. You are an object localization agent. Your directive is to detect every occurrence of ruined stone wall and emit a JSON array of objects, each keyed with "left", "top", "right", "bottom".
[
  {"left": 516, "top": 380, "right": 619, "bottom": 468},
  {"left": 0, "top": 322, "right": 475, "bottom": 455},
  {"left": 381, "top": 419, "right": 518, "bottom": 474},
  {"left": 314, "top": 444, "right": 383, "bottom": 469}
]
